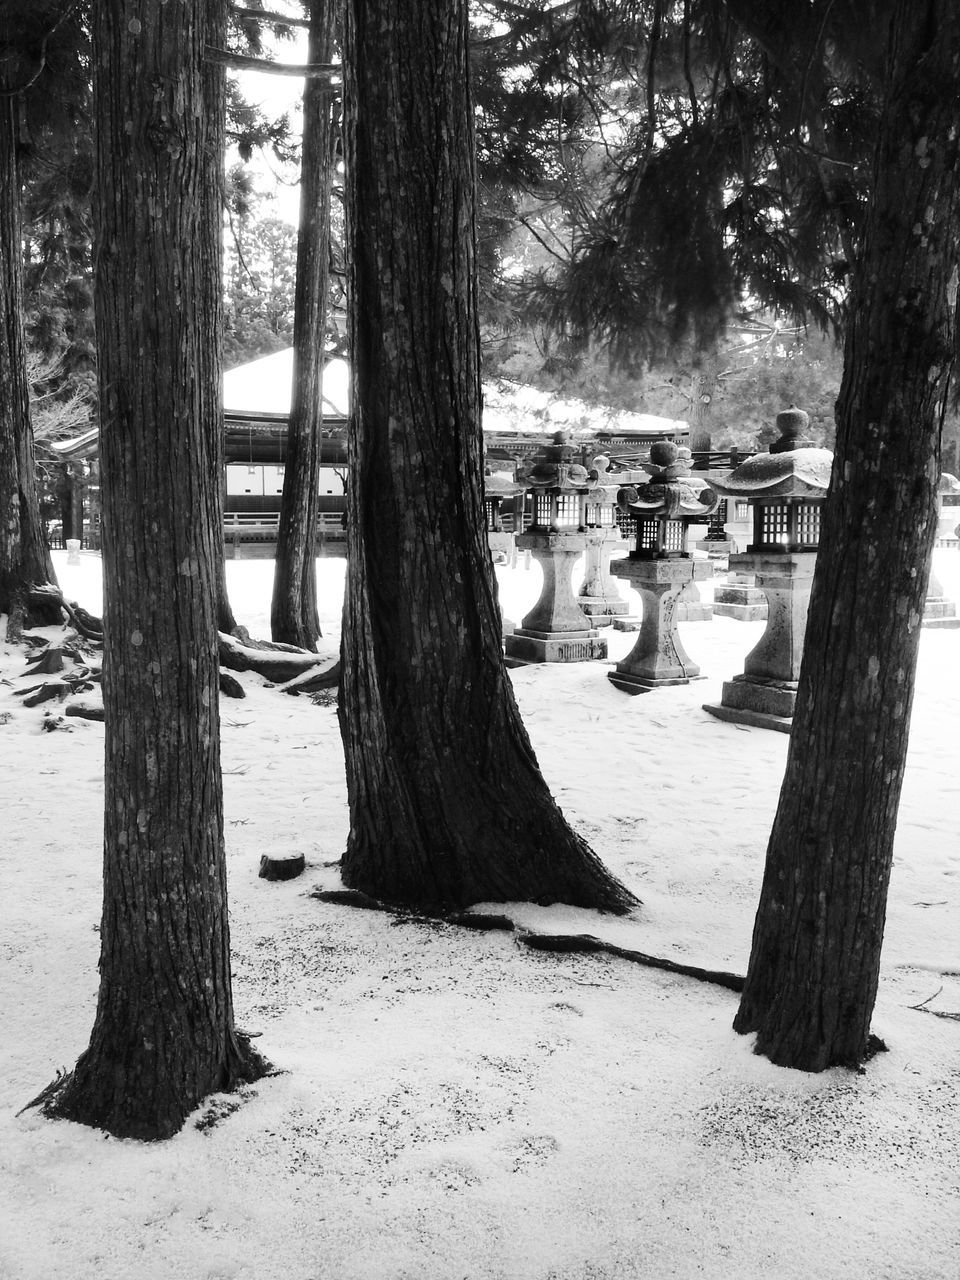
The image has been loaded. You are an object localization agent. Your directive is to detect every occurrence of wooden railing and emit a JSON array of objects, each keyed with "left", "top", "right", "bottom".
[{"left": 223, "top": 513, "right": 346, "bottom": 542}]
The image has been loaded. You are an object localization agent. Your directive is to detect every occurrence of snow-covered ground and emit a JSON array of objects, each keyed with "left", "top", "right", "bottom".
[{"left": 1, "top": 547, "right": 958, "bottom": 1280}]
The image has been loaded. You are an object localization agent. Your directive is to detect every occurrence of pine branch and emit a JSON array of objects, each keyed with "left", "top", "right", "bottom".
[
  {"left": 229, "top": 4, "right": 312, "bottom": 28},
  {"left": 205, "top": 46, "right": 340, "bottom": 80}
]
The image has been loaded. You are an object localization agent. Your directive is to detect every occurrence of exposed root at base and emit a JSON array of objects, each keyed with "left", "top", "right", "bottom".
[{"left": 309, "top": 887, "right": 745, "bottom": 993}]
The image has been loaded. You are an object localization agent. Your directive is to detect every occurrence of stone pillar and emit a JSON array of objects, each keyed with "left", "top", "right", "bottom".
[
  {"left": 504, "top": 532, "right": 607, "bottom": 665},
  {"left": 607, "top": 557, "right": 700, "bottom": 693},
  {"left": 578, "top": 526, "right": 629, "bottom": 624},
  {"left": 703, "top": 550, "right": 816, "bottom": 731},
  {"left": 488, "top": 530, "right": 517, "bottom": 568}
]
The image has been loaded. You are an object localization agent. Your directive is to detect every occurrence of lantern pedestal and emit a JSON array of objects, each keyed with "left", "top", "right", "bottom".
[
  {"left": 703, "top": 550, "right": 816, "bottom": 731},
  {"left": 677, "top": 558, "right": 714, "bottom": 622},
  {"left": 578, "top": 527, "right": 630, "bottom": 624},
  {"left": 607, "top": 557, "right": 701, "bottom": 693},
  {"left": 488, "top": 530, "right": 517, "bottom": 568},
  {"left": 504, "top": 532, "right": 607, "bottom": 665}
]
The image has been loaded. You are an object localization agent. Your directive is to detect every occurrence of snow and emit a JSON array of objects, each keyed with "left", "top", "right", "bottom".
[
  {"left": 710, "top": 448, "right": 834, "bottom": 497},
  {"left": 223, "top": 350, "right": 687, "bottom": 442},
  {"left": 1, "top": 548, "right": 958, "bottom": 1280}
]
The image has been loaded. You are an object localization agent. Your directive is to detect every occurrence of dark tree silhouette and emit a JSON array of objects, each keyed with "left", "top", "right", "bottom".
[
  {"left": 271, "top": 0, "right": 338, "bottom": 650},
  {"left": 0, "top": 5, "right": 63, "bottom": 636},
  {"left": 337, "top": 0, "right": 635, "bottom": 915},
  {"left": 45, "top": 0, "right": 267, "bottom": 1139},
  {"left": 733, "top": 0, "right": 960, "bottom": 1069}
]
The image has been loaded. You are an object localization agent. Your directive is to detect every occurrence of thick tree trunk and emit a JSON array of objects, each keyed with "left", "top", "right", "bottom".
[
  {"left": 338, "top": 0, "right": 634, "bottom": 915},
  {"left": 733, "top": 0, "right": 959, "bottom": 1071},
  {"left": 47, "top": 0, "right": 265, "bottom": 1140},
  {"left": 270, "top": 0, "right": 337, "bottom": 649},
  {"left": 0, "top": 83, "right": 60, "bottom": 638}
]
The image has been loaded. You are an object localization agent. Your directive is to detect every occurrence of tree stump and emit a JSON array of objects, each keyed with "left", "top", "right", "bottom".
[{"left": 258, "top": 852, "right": 306, "bottom": 882}]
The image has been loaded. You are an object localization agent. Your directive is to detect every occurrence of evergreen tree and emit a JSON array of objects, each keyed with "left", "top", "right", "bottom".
[
  {"left": 271, "top": 0, "right": 338, "bottom": 650},
  {"left": 0, "top": 1, "right": 70, "bottom": 635},
  {"left": 45, "top": 0, "right": 267, "bottom": 1139},
  {"left": 338, "top": 0, "right": 635, "bottom": 913},
  {"left": 732, "top": 0, "right": 960, "bottom": 1069}
]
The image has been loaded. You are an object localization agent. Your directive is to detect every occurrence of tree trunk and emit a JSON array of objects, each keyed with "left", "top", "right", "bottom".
[
  {"left": 689, "top": 358, "right": 718, "bottom": 455},
  {"left": 270, "top": 0, "right": 337, "bottom": 649},
  {"left": 733, "top": 0, "right": 959, "bottom": 1071},
  {"left": 46, "top": 0, "right": 265, "bottom": 1140},
  {"left": 0, "top": 81, "right": 60, "bottom": 638},
  {"left": 338, "top": 0, "right": 635, "bottom": 915}
]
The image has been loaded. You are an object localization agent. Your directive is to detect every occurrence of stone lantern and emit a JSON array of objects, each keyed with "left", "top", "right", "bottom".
[
  {"left": 504, "top": 432, "right": 608, "bottom": 665},
  {"left": 577, "top": 456, "right": 631, "bottom": 625},
  {"left": 607, "top": 441, "right": 718, "bottom": 694},
  {"left": 482, "top": 468, "right": 523, "bottom": 567},
  {"left": 703, "top": 407, "right": 832, "bottom": 731}
]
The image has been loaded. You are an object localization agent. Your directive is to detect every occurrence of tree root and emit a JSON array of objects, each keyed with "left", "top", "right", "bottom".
[
  {"left": 908, "top": 987, "right": 960, "bottom": 1022},
  {"left": 310, "top": 888, "right": 746, "bottom": 993},
  {"left": 27, "top": 585, "right": 103, "bottom": 641},
  {"left": 219, "top": 632, "right": 338, "bottom": 686}
]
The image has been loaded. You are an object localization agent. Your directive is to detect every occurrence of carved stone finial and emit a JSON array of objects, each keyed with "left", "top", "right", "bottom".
[{"left": 770, "top": 406, "right": 811, "bottom": 453}]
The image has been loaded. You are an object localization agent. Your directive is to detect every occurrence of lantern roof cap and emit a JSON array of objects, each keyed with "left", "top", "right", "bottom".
[
  {"left": 939, "top": 472, "right": 960, "bottom": 495},
  {"left": 618, "top": 475, "right": 719, "bottom": 520},
  {"left": 516, "top": 432, "right": 608, "bottom": 492},
  {"left": 709, "top": 447, "right": 832, "bottom": 500},
  {"left": 483, "top": 468, "right": 524, "bottom": 497}
]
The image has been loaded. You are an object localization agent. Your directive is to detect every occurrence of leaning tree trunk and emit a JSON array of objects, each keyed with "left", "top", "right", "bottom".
[
  {"left": 734, "top": 0, "right": 960, "bottom": 1071},
  {"left": 338, "top": 0, "right": 634, "bottom": 915},
  {"left": 0, "top": 81, "right": 60, "bottom": 638},
  {"left": 46, "top": 0, "right": 265, "bottom": 1140},
  {"left": 270, "top": 0, "right": 337, "bottom": 649}
]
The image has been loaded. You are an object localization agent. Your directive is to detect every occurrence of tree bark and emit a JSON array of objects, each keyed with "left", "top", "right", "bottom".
[
  {"left": 0, "top": 79, "right": 60, "bottom": 638},
  {"left": 271, "top": 0, "right": 337, "bottom": 650},
  {"left": 338, "top": 0, "right": 635, "bottom": 915},
  {"left": 46, "top": 0, "right": 266, "bottom": 1140},
  {"left": 733, "top": 0, "right": 960, "bottom": 1071}
]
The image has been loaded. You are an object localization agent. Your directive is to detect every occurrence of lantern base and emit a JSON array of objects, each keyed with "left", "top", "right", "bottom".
[
  {"left": 696, "top": 538, "right": 736, "bottom": 557},
  {"left": 504, "top": 628, "right": 607, "bottom": 666},
  {"left": 608, "top": 669, "right": 705, "bottom": 696},
  {"left": 579, "top": 597, "right": 631, "bottom": 622},
  {"left": 922, "top": 599, "right": 959, "bottom": 627},
  {"left": 610, "top": 615, "right": 643, "bottom": 632},
  {"left": 703, "top": 673, "right": 798, "bottom": 733},
  {"left": 676, "top": 601, "right": 714, "bottom": 622},
  {"left": 702, "top": 701, "right": 793, "bottom": 735},
  {"left": 713, "top": 583, "right": 767, "bottom": 621}
]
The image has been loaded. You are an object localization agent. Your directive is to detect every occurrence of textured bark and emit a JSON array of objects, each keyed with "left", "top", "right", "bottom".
[
  {"left": 338, "top": 0, "right": 634, "bottom": 914},
  {"left": 734, "top": 0, "right": 960, "bottom": 1071},
  {"left": 46, "top": 0, "right": 265, "bottom": 1139},
  {"left": 270, "top": 0, "right": 337, "bottom": 649},
  {"left": 0, "top": 80, "right": 59, "bottom": 638}
]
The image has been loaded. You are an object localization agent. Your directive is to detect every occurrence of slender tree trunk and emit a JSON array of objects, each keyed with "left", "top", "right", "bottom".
[
  {"left": 689, "top": 356, "right": 718, "bottom": 455},
  {"left": 270, "top": 0, "right": 337, "bottom": 649},
  {"left": 46, "top": 0, "right": 266, "bottom": 1140},
  {"left": 0, "top": 81, "right": 60, "bottom": 638},
  {"left": 734, "top": 0, "right": 959, "bottom": 1071},
  {"left": 338, "top": 0, "right": 635, "bottom": 915}
]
